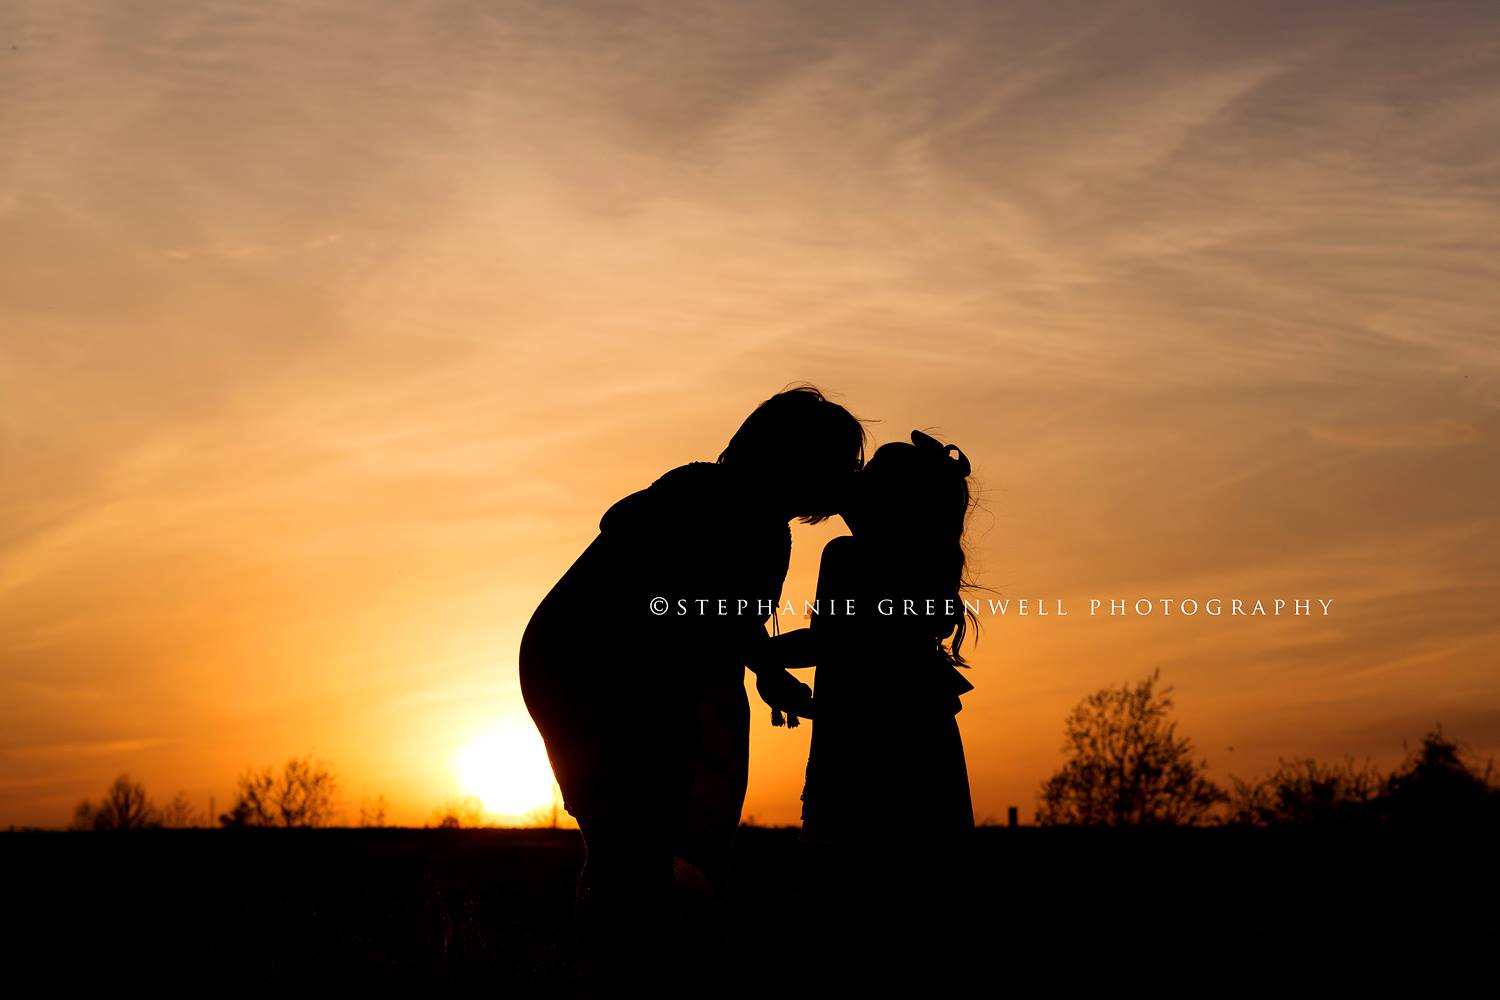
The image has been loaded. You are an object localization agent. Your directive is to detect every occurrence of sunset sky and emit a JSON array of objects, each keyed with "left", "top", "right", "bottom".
[{"left": 3, "top": 0, "right": 1498, "bottom": 829}]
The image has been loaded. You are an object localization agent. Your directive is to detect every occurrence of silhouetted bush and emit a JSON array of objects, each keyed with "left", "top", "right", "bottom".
[
  {"left": 427, "top": 795, "right": 489, "bottom": 829},
  {"left": 1376, "top": 726, "right": 1500, "bottom": 830},
  {"left": 1226, "top": 755, "right": 1385, "bottom": 826},
  {"left": 1225, "top": 726, "right": 1500, "bottom": 831}
]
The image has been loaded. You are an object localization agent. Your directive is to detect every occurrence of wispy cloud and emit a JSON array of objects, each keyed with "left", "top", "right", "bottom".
[{"left": 5, "top": 738, "right": 171, "bottom": 760}]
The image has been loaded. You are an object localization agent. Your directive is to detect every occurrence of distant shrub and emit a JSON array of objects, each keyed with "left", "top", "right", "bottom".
[
  {"left": 1226, "top": 726, "right": 1500, "bottom": 830},
  {"left": 1377, "top": 726, "right": 1500, "bottom": 829},
  {"left": 359, "top": 794, "right": 390, "bottom": 828},
  {"left": 428, "top": 795, "right": 490, "bottom": 829},
  {"left": 1226, "top": 755, "right": 1384, "bottom": 826}
]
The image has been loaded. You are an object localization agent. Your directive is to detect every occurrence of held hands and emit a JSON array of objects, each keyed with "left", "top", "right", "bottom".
[
  {"left": 754, "top": 667, "right": 815, "bottom": 728},
  {"left": 744, "top": 629, "right": 816, "bottom": 727}
]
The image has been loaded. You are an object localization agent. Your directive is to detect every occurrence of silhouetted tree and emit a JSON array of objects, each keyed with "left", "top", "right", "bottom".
[
  {"left": 1377, "top": 725, "right": 1500, "bottom": 829},
  {"left": 1036, "top": 668, "right": 1227, "bottom": 826},
  {"left": 277, "top": 756, "right": 339, "bottom": 827},
  {"left": 72, "top": 773, "right": 160, "bottom": 831},
  {"left": 219, "top": 756, "right": 340, "bottom": 828},
  {"left": 359, "top": 794, "right": 390, "bottom": 827},
  {"left": 220, "top": 766, "right": 276, "bottom": 827},
  {"left": 1226, "top": 755, "right": 1385, "bottom": 826},
  {"left": 157, "top": 791, "right": 201, "bottom": 829},
  {"left": 70, "top": 801, "right": 95, "bottom": 831}
]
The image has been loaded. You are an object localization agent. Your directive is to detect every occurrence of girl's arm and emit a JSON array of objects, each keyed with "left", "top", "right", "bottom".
[
  {"left": 746, "top": 535, "right": 856, "bottom": 672},
  {"left": 745, "top": 627, "right": 817, "bottom": 673},
  {"left": 807, "top": 534, "right": 856, "bottom": 649}
]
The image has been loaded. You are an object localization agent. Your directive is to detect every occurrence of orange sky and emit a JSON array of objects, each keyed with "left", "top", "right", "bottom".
[{"left": 3, "top": 1, "right": 1498, "bottom": 829}]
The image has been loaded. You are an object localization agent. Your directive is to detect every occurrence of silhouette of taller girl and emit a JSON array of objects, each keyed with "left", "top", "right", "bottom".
[{"left": 517, "top": 384, "right": 867, "bottom": 979}]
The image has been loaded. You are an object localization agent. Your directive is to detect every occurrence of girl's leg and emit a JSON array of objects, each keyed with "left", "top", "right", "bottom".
[
  {"left": 673, "top": 679, "right": 751, "bottom": 891},
  {"left": 519, "top": 659, "right": 667, "bottom": 979},
  {"left": 569, "top": 725, "right": 689, "bottom": 987},
  {"left": 570, "top": 801, "right": 678, "bottom": 990}
]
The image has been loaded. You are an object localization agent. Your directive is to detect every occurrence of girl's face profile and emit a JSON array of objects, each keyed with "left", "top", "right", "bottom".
[{"left": 785, "top": 447, "right": 861, "bottom": 522}]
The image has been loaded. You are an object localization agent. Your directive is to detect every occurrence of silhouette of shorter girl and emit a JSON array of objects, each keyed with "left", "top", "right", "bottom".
[{"left": 751, "top": 430, "right": 979, "bottom": 965}]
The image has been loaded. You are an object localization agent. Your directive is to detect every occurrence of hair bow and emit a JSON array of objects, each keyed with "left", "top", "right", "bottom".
[{"left": 911, "top": 429, "right": 972, "bottom": 477}]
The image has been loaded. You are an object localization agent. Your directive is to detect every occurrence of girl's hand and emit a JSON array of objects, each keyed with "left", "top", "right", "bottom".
[{"left": 755, "top": 668, "right": 815, "bottom": 728}]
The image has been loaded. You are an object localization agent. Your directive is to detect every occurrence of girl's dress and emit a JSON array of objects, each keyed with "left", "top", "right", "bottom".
[{"left": 798, "top": 534, "right": 975, "bottom": 848}]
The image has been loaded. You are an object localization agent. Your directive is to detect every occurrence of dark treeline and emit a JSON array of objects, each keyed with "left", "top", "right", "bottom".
[
  {"left": 59, "top": 756, "right": 485, "bottom": 833},
  {"left": 46, "top": 669, "right": 1500, "bottom": 836},
  {"left": 1032, "top": 668, "right": 1500, "bottom": 831}
]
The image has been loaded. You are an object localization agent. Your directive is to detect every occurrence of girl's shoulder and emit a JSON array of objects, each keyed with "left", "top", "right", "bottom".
[
  {"left": 651, "top": 460, "right": 721, "bottom": 487},
  {"left": 648, "top": 461, "right": 725, "bottom": 505},
  {"left": 818, "top": 535, "right": 870, "bottom": 582},
  {"left": 819, "top": 533, "right": 860, "bottom": 565},
  {"left": 599, "top": 462, "right": 722, "bottom": 534}
]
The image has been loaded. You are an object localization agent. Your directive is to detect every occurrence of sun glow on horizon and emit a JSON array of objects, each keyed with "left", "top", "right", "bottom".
[{"left": 455, "top": 720, "right": 559, "bottom": 821}]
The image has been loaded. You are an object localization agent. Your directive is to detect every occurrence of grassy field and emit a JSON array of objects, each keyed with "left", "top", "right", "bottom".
[{"left": 3, "top": 824, "right": 1494, "bottom": 991}]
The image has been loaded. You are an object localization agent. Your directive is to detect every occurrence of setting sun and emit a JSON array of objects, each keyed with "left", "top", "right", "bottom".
[{"left": 456, "top": 720, "right": 559, "bottom": 821}]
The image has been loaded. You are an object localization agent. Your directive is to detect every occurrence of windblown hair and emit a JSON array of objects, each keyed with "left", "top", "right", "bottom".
[
  {"left": 717, "top": 382, "right": 871, "bottom": 525},
  {"left": 864, "top": 431, "right": 982, "bottom": 669}
]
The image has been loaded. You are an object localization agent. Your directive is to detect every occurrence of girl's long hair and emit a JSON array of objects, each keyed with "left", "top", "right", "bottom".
[
  {"left": 933, "top": 470, "right": 981, "bottom": 670},
  {"left": 869, "top": 432, "right": 982, "bottom": 669}
]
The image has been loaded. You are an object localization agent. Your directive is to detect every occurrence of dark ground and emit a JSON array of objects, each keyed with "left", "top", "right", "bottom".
[{"left": 3, "top": 824, "right": 1494, "bottom": 993}]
